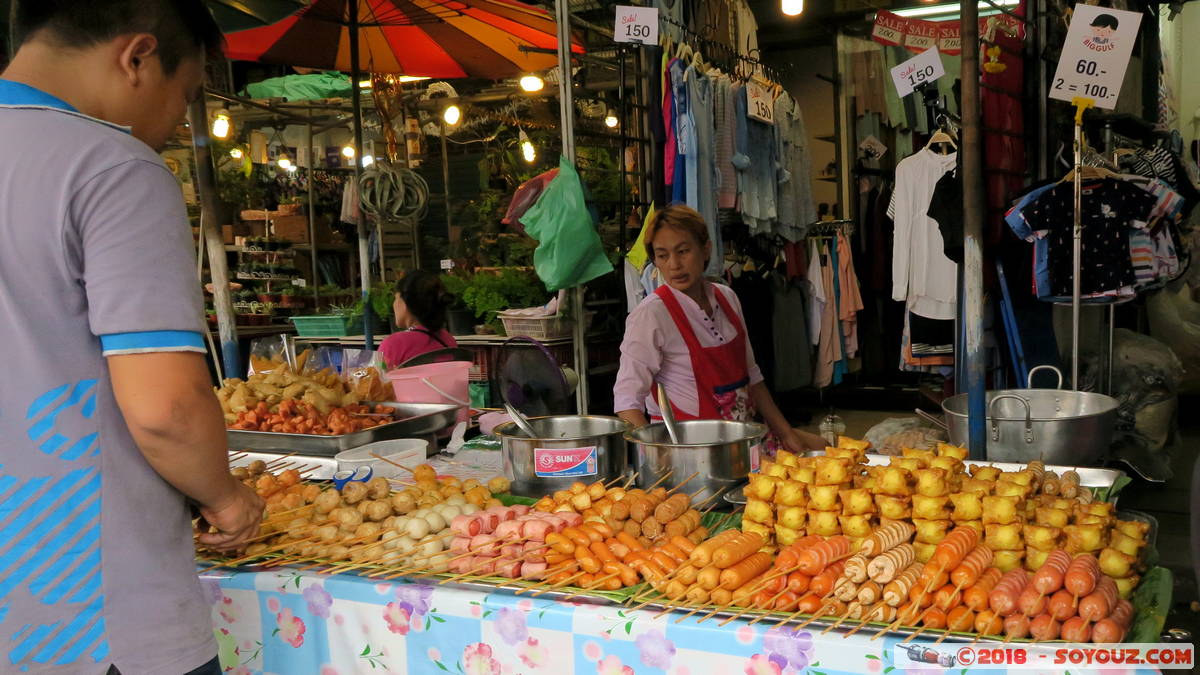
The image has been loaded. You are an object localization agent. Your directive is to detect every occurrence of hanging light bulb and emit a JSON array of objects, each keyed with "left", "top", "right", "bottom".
[
  {"left": 361, "top": 155, "right": 375, "bottom": 167},
  {"left": 341, "top": 144, "right": 356, "bottom": 159},
  {"left": 519, "top": 129, "right": 536, "bottom": 163},
  {"left": 519, "top": 75, "right": 544, "bottom": 92},
  {"left": 229, "top": 147, "right": 244, "bottom": 160},
  {"left": 211, "top": 109, "right": 232, "bottom": 139},
  {"left": 277, "top": 154, "right": 293, "bottom": 170},
  {"left": 442, "top": 104, "right": 461, "bottom": 126},
  {"left": 604, "top": 110, "right": 619, "bottom": 128},
  {"left": 781, "top": 0, "right": 803, "bottom": 16},
  {"left": 285, "top": 163, "right": 298, "bottom": 173}
]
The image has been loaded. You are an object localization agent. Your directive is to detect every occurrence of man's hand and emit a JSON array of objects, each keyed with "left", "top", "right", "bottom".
[{"left": 195, "top": 481, "right": 264, "bottom": 552}]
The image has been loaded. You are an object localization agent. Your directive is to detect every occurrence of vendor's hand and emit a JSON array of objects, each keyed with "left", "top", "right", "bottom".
[
  {"left": 196, "top": 481, "right": 264, "bottom": 552},
  {"left": 781, "top": 428, "right": 828, "bottom": 454}
]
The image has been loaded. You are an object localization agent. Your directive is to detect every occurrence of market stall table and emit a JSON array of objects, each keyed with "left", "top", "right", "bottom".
[{"left": 201, "top": 567, "right": 1168, "bottom": 675}]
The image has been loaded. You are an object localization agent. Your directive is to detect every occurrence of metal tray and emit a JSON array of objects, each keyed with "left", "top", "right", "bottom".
[
  {"left": 724, "top": 455, "right": 1126, "bottom": 506},
  {"left": 226, "top": 402, "right": 459, "bottom": 456},
  {"left": 228, "top": 451, "right": 339, "bottom": 480}
]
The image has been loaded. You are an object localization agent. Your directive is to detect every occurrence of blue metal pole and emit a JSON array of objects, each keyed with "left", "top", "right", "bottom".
[{"left": 961, "top": 0, "right": 987, "bottom": 460}]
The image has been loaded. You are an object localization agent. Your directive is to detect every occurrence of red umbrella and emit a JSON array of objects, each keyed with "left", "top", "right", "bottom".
[{"left": 224, "top": 0, "right": 582, "bottom": 79}]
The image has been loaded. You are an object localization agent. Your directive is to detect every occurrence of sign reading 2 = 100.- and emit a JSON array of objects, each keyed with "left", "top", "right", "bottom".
[{"left": 1050, "top": 5, "right": 1142, "bottom": 109}]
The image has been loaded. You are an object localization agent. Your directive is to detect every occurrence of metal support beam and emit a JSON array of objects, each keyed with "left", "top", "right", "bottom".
[
  {"left": 554, "top": 0, "right": 589, "bottom": 414},
  {"left": 961, "top": 0, "right": 987, "bottom": 460},
  {"left": 187, "top": 97, "right": 240, "bottom": 378},
  {"left": 349, "top": 0, "right": 374, "bottom": 350}
]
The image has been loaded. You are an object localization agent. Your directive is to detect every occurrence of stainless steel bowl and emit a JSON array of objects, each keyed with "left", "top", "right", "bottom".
[
  {"left": 627, "top": 420, "right": 766, "bottom": 503},
  {"left": 494, "top": 415, "right": 630, "bottom": 497}
]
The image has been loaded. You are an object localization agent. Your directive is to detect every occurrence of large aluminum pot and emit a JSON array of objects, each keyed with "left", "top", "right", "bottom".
[
  {"left": 942, "top": 366, "right": 1118, "bottom": 465},
  {"left": 495, "top": 416, "right": 630, "bottom": 497},
  {"left": 627, "top": 419, "right": 766, "bottom": 503}
]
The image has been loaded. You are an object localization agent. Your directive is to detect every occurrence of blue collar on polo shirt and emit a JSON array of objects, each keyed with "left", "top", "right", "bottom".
[
  {"left": 0, "top": 78, "right": 133, "bottom": 134},
  {"left": 0, "top": 79, "right": 77, "bottom": 111}
]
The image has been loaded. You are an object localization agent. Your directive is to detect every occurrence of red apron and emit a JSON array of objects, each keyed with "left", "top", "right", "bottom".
[{"left": 650, "top": 285, "right": 753, "bottom": 422}]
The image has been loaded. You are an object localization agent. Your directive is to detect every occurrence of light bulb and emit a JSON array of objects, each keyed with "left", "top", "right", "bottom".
[
  {"left": 519, "top": 129, "right": 535, "bottom": 163},
  {"left": 519, "top": 75, "right": 544, "bottom": 92},
  {"left": 341, "top": 145, "right": 356, "bottom": 158},
  {"left": 605, "top": 113, "right": 619, "bottom": 128},
  {"left": 443, "top": 105, "right": 461, "bottom": 126},
  {"left": 361, "top": 155, "right": 375, "bottom": 167},
  {"left": 359, "top": 80, "right": 372, "bottom": 88},
  {"left": 211, "top": 110, "right": 232, "bottom": 139},
  {"left": 781, "top": 0, "right": 803, "bottom": 16},
  {"left": 230, "top": 147, "right": 244, "bottom": 159},
  {"left": 277, "top": 157, "right": 293, "bottom": 170},
  {"left": 286, "top": 163, "right": 298, "bottom": 173}
]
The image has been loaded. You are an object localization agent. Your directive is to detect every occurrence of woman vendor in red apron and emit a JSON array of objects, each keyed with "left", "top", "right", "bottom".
[{"left": 614, "top": 204, "right": 826, "bottom": 454}]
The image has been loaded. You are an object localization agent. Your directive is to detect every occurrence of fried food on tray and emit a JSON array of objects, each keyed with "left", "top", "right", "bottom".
[{"left": 227, "top": 400, "right": 395, "bottom": 435}]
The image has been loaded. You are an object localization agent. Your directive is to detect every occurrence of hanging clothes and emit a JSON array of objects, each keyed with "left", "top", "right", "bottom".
[
  {"left": 772, "top": 275, "right": 811, "bottom": 391},
  {"left": 889, "top": 148, "right": 959, "bottom": 320},
  {"left": 836, "top": 231, "right": 864, "bottom": 359},
  {"left": 684, "top": 66, "right": 722, "bottom": 277},
  {"left": 669, "top": 58, "right": 689, "bottom": 205},
  {"left": 733, "top": 83, "right": 778, "bottom": 234},
  {"left": 713, "top": 74, "right": 739, "bottom": 210},
  {"left": 774, "top": 91, "right": 817, "bottom": 240}
]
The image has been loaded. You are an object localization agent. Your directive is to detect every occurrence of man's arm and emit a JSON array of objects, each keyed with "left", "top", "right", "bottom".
[{"left": 108, "top": 351, "right": 262, "bottom": 550}]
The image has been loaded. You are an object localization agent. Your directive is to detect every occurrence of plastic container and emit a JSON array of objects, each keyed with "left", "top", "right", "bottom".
[
  {"left": 335, "top": 439, "right": 428, "bottom": 479},
  {"left": 499, "top": 313, "right": 573, "bottom": 340},
  {"left": 388, "top": 361, "right": 471, "bottom": 423},
  {"left": 289, "top": 315, "right": 351, "bottom": 337}
]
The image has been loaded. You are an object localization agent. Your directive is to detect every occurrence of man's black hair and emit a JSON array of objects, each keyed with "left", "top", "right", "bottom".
[
  {"left": 1090, "top": 14, "right": 1119, "bottom": 30},
  {"left": 10, "top": 0, "right": 223, "bottom": 74}
]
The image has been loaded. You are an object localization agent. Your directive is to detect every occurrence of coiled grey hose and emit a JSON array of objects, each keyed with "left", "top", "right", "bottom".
[{"left": 358, "top": 161, "right": 430, "bottom": 220}]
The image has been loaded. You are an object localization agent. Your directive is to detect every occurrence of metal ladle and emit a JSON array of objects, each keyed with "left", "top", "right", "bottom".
[
  {"left": 656, "top": 382, "right": 681, "bottom": 444},
  {"left": 504, "top": 402, "right": 537, "bottom": 438}
]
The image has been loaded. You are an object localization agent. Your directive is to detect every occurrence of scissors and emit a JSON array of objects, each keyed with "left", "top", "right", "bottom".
[{"left": 332, "top": 465, "right": 373, "bottom": 490}]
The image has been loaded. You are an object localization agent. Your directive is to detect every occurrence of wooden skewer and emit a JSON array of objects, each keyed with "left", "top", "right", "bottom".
[
  {"left": 557, "top": 572, "right": 620, "bottom": 600},
  {"left": 900, "top": 624, "right": 929, "bottom": 644},
  {"left": 228, "top": 451, "right": 248, "bottom": 462},
  {"left": 218, "top": 534, "right": 319, "bottom": 567},
  {"left": 627, "top": 588, "right": 674, "bottom": 613},
  {"left": 509, "top": 561, "right": 580, "bottom": 594},
  {"left": 602, "top": 476, "right": 624, "bottom": 489},
  {"left": 922, "top": 563, "right": 947, "bottom": 594},
  {"left": 871, "top": 616, "right": 904, "bottom": 641},
  {"left": 820, "top": 607, "right": 855, "bottom": 635},
  {"left": 672, "top": 601, "right": 716, "bottom": 624},
  {"left": 622, "top": 472, "right": 640, "bottom": 489},
  {"left": 843, "top": 606, "right": 886, "bottom": 639},
  {"left": 529, "top": 570, "right": 587, "bottom": 597},
  {"left": 664, "top": 471, "right": 701, "bottom": 496},
  {"left": 646, "top": 470, "right": 675, "bottom": 491},
  {"left": 930, "top": 627, "right": 953, "bottom": 647},
  {"left": 691, "top": 490, "right": 722, "bottom": 512},
  {"left": 793, "top": 598, "right": 842, "bottom": 631},
  {"left": 264, "top": 452, "right": 299, "bottom": 469},
  {"left": 370, "top": 453, "right": 419, "bottom": 474},
  {"left": 260, "top": 503, "right": 319, "bottom": 522},
  {"left": 710, "top": 506, "right": 745, "bottom": 532}
]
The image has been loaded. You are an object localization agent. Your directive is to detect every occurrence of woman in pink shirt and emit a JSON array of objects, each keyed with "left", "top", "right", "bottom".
[
  {"left": 614, "top": 205, "right": 825, "bottom": 454},
  {"left": 379, "top": 270, "right": 458, "bottom": 369}
]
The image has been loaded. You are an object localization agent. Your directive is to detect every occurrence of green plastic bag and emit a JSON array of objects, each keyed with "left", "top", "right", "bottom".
[
  {"left": 519, "top": 156, "right": 614, "bottom": 291},
  {"left": 242, "top": 72, "right": 353, "bottom": 101}
]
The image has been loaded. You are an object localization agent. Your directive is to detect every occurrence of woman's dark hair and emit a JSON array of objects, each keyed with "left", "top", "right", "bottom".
[
  {"left": 11, "top": 0, "right": 223, "bottom": 74},
  {"left": 395, "top": 270, "right": 450, "bottom": 332},
  {"left": 643, "top": 203, "right": 711, "bottom": 264}
]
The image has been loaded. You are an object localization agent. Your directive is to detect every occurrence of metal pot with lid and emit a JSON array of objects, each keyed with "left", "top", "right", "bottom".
[
  {"left": 494, "top": 415, "right": 630, "bottom": 497},
  {"left": 942, "top": 366, "right": 1119, "bottom": 465}
]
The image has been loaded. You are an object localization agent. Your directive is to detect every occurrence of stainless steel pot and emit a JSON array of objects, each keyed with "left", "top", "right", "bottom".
[
  {"left": 494, "top": 416, "right": 630, "bottom": 497},
  {"left": 627, "top": 419, "right": 766, "bottom": 503},
  {"left": 942, "top": 366, "right": 1119, "bottom": 465}
]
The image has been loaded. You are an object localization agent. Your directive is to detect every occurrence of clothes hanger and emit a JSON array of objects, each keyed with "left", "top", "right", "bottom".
[
  {"left": 924, "top": 128, "right": 958, "bottom": 153},
  {"left": 1058, "top": 165, "right": 1119, "bottom": 183}
]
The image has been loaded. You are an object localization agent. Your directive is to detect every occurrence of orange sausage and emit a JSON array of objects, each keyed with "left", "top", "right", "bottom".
[
  {"left": 545, "top": 533, "right": 575, "bottom": 555},
  {"left": 796, "top": 593, "right": 824, "bottom": 614},
  {"left": 562, "top": 527, "right": 591, "bottom": 548},
  {"left": 577, "top": 524, "right": 605, "bottom": 543},
  {"left": 934, "top": 584, "right": 962, "bottom": 612},
  {"left": 720, "top": 552, "right": 774, "bottom": 590},
  {"left": 674, "top": 564, "right": 700, "bottom": 586},
  {"left": 575, "top": 552, "right": 601, "bottom": 574},
  {"left": 774, "top": 591, "right": 800, "bottom": 612},
  {"left": 1032, "top": 549, "right": 1071, "bottom": 595},
  {"left": 809, "top": 560, "right": 846, "bottom": 597},
  {"left": 947, "top": 606, "right": 975, "bottom": 632},
  {"left": 617, "top": 531, "right": 646, "bottom": 552},
  {"left": 949, "top": 546, "right": 994, "bottom": 589},
  {"left": 589, "top": 541, "right": 617, "bottom": 564},
  {"left": 920, "top": 607, "right": 948, "bottom": 629},
  {"left": 795, "top": 535, "right": 851, "bottom": 576},
  {"left": 786, "top": 572, "right": 812, "bottom": 595},
  {"left": 975, "top": 609, "right": 1004, "bottom": 635},
  {"left": 688, "top": 530, "right": 741, "bottom": 567},
  {"left": 650, "top": 551, "right": 677, "bottom": 572},
  {"left": 712, "top": 532, "right": 766, "bottom": 569},
  {"left": 658, "top": 543, "right": 689, "bottom": 564},
  {"left": 963, "top": 568, "right": 1003, "bottom": 611},
  {"left": 669, "top": 535, "right": 697, "bottom": 555},
  {"left": 1064, "top": 553, "right": 1099, "bottom": 597}
]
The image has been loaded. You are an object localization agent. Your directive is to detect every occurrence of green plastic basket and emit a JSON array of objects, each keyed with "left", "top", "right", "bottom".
[{"left": 289, "top": 315, "right": 352, "bottom": 337}]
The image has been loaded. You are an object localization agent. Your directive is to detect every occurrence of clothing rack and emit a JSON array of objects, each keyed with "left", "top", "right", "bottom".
[
  {"left": 806, "top": 219, "right": 855, "bottom": 237},
  {"left": 658, "top": 14, "right": 787, "bottom": 85}
]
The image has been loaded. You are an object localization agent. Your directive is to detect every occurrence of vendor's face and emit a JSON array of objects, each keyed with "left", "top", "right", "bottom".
[{"left": 652, "top": 226, "right": 710, "bottom": 294}]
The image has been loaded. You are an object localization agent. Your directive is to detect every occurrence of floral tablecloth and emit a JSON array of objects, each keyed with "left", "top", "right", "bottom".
[{"left": 202, "top": 569, "right": 1161, "bottom": 675}]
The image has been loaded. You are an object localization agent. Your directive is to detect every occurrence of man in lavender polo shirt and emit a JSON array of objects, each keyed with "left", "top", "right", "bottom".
[{"left": 0, "top": 2, "right": 263, "bottom": 672}]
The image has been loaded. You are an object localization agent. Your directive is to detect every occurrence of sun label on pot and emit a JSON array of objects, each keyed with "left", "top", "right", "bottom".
[{"left": 533, "top": 446, "right": 599, "bottom": 478}]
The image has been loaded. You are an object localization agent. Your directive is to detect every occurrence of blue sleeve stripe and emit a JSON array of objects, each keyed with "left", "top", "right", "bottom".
[{"left": 99, "top": 330, "right": 206, "bottom": 355}]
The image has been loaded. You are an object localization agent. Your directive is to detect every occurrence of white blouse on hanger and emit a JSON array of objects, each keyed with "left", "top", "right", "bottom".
[{"left": 888, "top": 148, "right": 958, "bottom": 321}]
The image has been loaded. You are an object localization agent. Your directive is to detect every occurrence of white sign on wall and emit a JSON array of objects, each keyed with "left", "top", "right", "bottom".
[
  {"left": 746, "top": 80, "right": 775, "bottom": 125},
  {"left": 614, "top": 5, "right": 658, "bottom": 45},
  {"left": 890, "top": 47, "right": 946, "bottom": 98},
  {"left": 1049, "top": 5, "right": 1142, "bottom": 109}
]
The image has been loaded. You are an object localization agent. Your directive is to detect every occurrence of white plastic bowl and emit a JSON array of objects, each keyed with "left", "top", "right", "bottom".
[{"left": 335, "top": 439, "right": 428, "bottom": 479}]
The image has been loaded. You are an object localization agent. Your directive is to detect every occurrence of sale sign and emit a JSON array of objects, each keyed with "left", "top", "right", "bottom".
[
  {"left": 890, "top": 47, "right": 946, "bottom": 98},
  {"left": 613, "top": 5, "right": 658, "bottom": 45}
]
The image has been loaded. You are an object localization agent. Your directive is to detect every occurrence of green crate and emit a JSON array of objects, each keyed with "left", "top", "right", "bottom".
[{"left": 288, "top": 315, "right": 352, "bottom": 337}]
